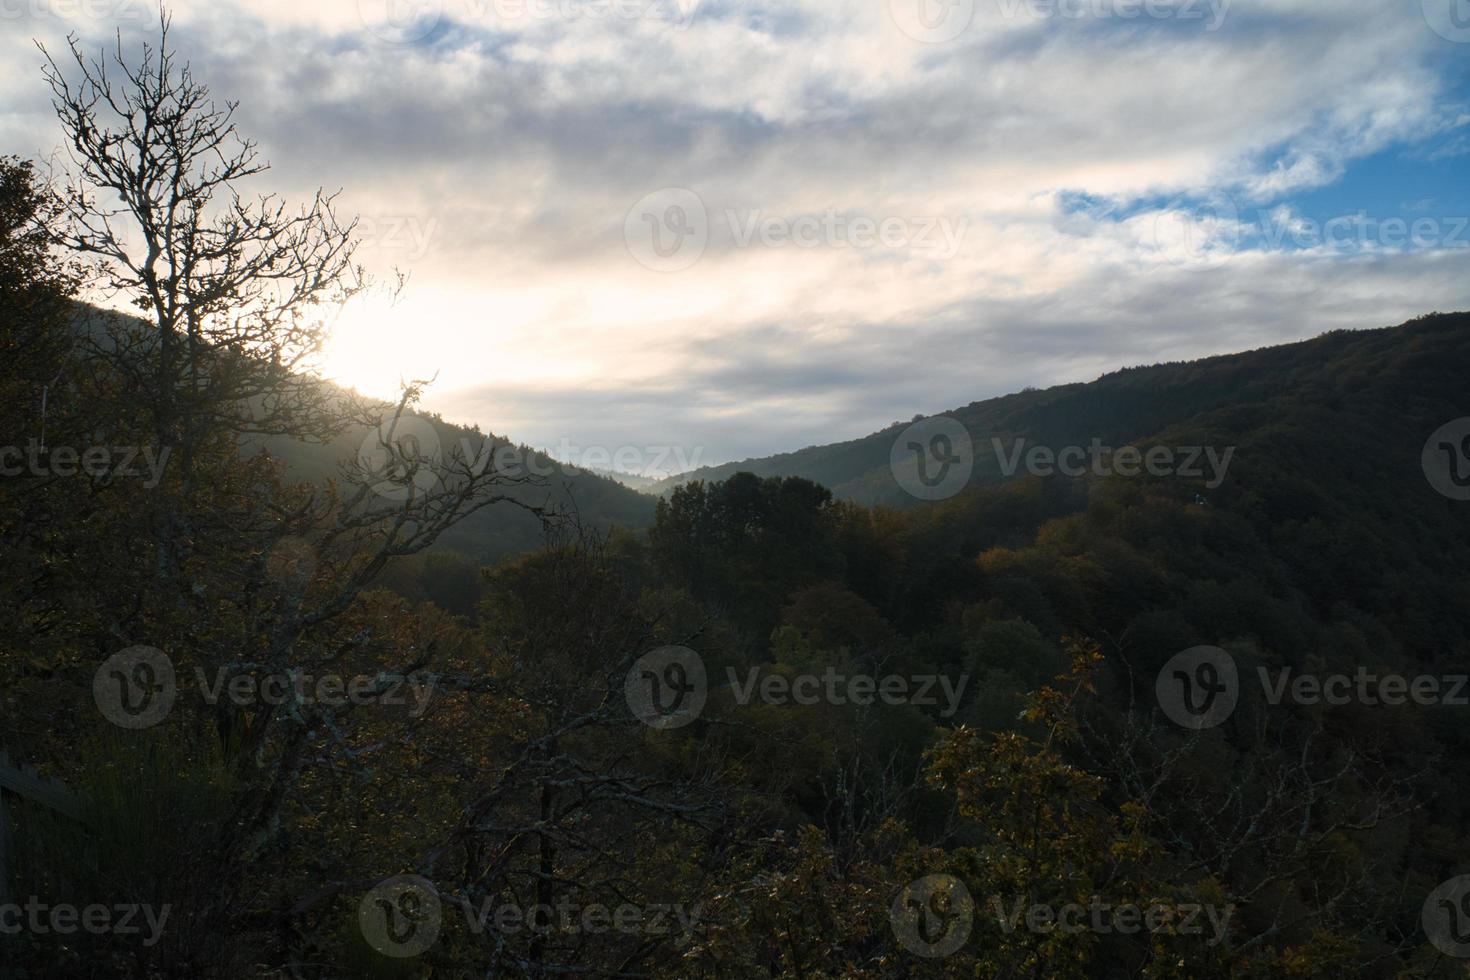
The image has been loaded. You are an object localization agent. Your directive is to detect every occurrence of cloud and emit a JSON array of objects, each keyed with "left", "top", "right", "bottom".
[{"left": 2, "top": 0, "right": 1466, "bottom": 469}]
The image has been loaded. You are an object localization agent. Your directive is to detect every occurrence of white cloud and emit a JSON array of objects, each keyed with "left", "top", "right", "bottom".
[{"left": 2, "top": 0, "right": 1466, "bottom": 464}]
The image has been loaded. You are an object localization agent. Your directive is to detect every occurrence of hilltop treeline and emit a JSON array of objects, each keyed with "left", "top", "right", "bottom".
[
  {"left": 3, "top": 23, "right": 1470, "bottom": 975},
  {"left": 6, "top": 145, "right": 1470, "bottom": 975}
]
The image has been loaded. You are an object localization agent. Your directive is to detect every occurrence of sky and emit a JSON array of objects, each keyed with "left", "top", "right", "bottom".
[{"left": 2, "top": 0, "right": 1468, "bottom": 475}]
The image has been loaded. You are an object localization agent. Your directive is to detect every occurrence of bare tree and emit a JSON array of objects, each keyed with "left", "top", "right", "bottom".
[
  {"left": 40, "top": 11, "right": 376, "bottom": 581},
  {"left": 27, "top": 15, "right": 588, "bottom": 973},
  {"left": 36, "top": 10, "right": 561, "bottom": 627}
]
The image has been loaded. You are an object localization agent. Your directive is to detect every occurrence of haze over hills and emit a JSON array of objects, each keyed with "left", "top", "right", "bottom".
[
  {"left": 257, "top": 309, "right": 1470, "bottom": 575},
  {"left": 253, "top": 412, "right": 657, "bottom": 563},
  {"left": 650, "top": 312, "right": 1470, "bottom": 507},
  {"left": 71, "top": 303, "right": 659, "bottom": 565},
  {"left": 79, "top": 303, "right": 1470, "bottom": 570}
]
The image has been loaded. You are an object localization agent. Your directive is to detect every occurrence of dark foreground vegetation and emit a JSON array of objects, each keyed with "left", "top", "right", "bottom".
[{"left": 2, "top": 17, "right": 1470, "bottom": 980}]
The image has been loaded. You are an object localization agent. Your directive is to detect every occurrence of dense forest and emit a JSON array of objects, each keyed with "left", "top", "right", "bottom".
[{"left": 3, "top": 21, "right": 1470, "bottom": 980}]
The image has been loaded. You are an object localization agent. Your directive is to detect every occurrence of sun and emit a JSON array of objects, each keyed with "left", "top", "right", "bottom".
[{"left": 318, "top": 292, "right": 452, "bottom": 400}]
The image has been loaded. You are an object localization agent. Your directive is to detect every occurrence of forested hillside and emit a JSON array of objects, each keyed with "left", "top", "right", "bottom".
[
  {"left": 251, "top": 409, "right": 656, "bottom": 572},
  {"left": 69, "top": 302, "right": 658, "bottom": 571},
  {"left": 651, "top": 318, "right": 1468, "bottom": 507},
  {"left": 5, "top": 72, "right": 1470, "bottom": 979}
]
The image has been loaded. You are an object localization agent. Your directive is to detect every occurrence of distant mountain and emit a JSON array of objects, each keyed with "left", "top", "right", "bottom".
[
  {"left": 650, "top": 312, "right": 1470, "bottom": 507},
  {"left": 71, "top": 303, "right": 657, "bottom": 565},
  {"left": 253, "top": 414, "right": 657, "bottom": 564},
  {"left": 581, "top": 467, "right": 666, "bottom": 493}
]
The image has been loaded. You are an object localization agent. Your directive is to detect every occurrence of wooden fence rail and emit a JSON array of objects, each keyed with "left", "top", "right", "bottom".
[{"left": 0, "top": 749, "right": 86, "bottom": 904}]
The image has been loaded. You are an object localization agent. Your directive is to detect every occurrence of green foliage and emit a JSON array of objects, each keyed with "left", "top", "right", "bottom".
[{"left": 5, "top": 135, "right": 1470, "bottom": 976}]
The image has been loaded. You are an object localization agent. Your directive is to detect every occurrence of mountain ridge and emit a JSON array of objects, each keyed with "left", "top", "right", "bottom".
[{"left": 649, "top": 313, "right": 1469, "bottom": 506}]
